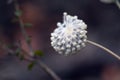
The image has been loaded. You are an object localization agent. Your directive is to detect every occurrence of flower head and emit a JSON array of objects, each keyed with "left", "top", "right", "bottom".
[{"left": 51, "top": 12, "right": 87, "bottom": 56}]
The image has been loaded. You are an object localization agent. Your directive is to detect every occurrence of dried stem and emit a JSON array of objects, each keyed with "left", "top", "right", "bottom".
[
  {"left": 87, "top": 40, "right": 120, "bottom": 60},
  {"left": 13, "top": 0, "right": 61, "bottom": 80}
]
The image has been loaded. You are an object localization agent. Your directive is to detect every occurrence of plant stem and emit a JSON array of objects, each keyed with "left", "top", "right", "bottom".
[
  {"left": 87, "top": 40, "right": 120, "bottom": 60},
  {"left": 14, "top": 0, "right": 34, "bottom": 56},
  {"left": 13, "top": 0, "right": 61, "bottom": 80},
  {"left": 0, "top": 41, "right": 61, "bottom": 80},
  {"left": 36, "top": 60, "right": 61, "bottom": 80},
  {"left": 115, "top": 0, "right": 120, "bottom": 9}
]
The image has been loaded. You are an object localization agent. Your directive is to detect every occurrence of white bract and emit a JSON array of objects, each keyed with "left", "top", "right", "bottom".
[{"left": 50, "top": 12, "right": 87, "bottom": 56}]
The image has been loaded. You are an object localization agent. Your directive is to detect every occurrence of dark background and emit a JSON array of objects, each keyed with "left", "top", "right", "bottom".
[{"left": 0, "top": 0, "right": 120, "bottom": 80}]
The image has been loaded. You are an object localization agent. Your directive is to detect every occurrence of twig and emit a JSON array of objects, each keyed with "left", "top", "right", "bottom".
[
  {"left": 0, "top": 41, "right": 61, "bottom": 80},
  {"left": 13, "top": 0, "right": 61, "bottom": 80},
  {"left": 87, "top": 40, "right": 120, "bottom": 60},
  {"left": 36, "top": 60, "right": 61, "bottom": 80},
  {"left": 14, "top": 0, "right": 33, "bottom": 56}
]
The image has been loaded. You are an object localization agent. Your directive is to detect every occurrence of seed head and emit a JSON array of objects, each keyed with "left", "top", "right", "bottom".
[{"left": 51, "top": 12, "right": 87, "bottom": 56}]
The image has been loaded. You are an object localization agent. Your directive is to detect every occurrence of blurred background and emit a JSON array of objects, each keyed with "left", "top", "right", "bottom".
[{"left": 0, "top": 0, "right": 120, "bottom": 80}]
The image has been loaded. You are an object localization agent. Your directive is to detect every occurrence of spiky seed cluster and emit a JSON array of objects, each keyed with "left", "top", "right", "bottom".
[{"left": 50, "top": 12, "right": 87, "bottom": 56}]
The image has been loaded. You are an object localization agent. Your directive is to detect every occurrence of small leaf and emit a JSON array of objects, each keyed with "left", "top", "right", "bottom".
[
  {"left": 34, "top": 50, "right": 43, "bottom": 56},
  {"left": 7, "top": 44, "right": 14, "bottom": 48},
  {"left": 24, "top": 23, "right": 33, "bottom": 27},
  {"left": 19, "top": 55, "right": 24, "bottom": 61},
  {"left": 16, "top": 52, "right": 20, "bottom": 56},
  {"left": 28, "top": 61, "right": 35, "bottom": 70},
  {"left": 15, "top": 48, "right": 24, "bottom": 61},
  {"left": 15, "top": 48, "right": 20, "bottom": 56},
  {"left": 11, "top": 18, "right": 19, "bottom": 23},
  {"left": 26, "top": 36, "right": 31, "bottom": 44},
  {"left": 15, "top": 10, "right": 22, "bottom": 17}
]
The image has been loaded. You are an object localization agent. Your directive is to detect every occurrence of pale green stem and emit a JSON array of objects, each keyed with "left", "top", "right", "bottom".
[
  {"left": 115, "top": 0, "right": 120, "bottom": 9},
  {"left": 87, "top": 40, "right": 120, "bottom": 60}
]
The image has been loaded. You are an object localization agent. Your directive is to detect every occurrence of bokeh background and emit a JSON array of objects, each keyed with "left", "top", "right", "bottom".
[{"left": 0, "top": 0, "right": 120, "bottom": 80}]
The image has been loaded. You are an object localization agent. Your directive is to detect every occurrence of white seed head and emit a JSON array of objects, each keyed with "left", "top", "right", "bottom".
[{"left": 50, "top": 12, "right": 87, "bottom": 56}]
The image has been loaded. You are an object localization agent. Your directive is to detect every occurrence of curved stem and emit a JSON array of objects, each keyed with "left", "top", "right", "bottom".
[
  {"left": 87, "top": 40, "right": 120, "bottom": 60},
  {"left": 115, "top": 0, "right": 120, "bottom": 9}
]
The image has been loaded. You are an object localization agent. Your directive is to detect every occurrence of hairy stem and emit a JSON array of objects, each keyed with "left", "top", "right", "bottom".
[
  {"left": 87, "top": 40, "right": 120, "bottom": 60},
  {"left": 13, "top": 0, "right": 61, "bottom": 80},
  {"left": 14, "top": 0, "right": 33, "bottom": 56}
]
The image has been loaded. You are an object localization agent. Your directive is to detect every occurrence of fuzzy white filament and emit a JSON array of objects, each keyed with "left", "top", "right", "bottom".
[{"left": 51, "top": 12, "right": 87, "bottom": 56}]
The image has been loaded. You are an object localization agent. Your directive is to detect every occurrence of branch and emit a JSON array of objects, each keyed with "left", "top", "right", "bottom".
[
  {"left": 14, "top": 0, "right": 33, "bottom": 56},
  {"left": 87, "top": 40, "right": 120, "bottom": 60},
  {"left": 0, "top": 41, "right": 61, "bottom": 80},
  {"left": 13, "top": 0, "right": 61, "bottom": 80}
]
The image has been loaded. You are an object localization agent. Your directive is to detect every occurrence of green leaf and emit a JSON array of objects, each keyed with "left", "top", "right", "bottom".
[
  {"left": 19, "top": 55, "right": 24, "bottom": 61},
  {"left": 34, "top": 50, "right": 43, "bottom": 56},
  {"left": 26, "top": 36, "right": 31, "bottom": 44},
  {"left": 15, "top": 48, "right": 24, "bottom": 61},
  {"left": 7, "top": 44, "right": 14, "bottom": 48},
  {"left": 15, "top": 48, "right": 20, "bottom": 56},
  {"left": 15, "top": 10, "right": 22, "bottom": 17},
  {"left": 28, "top": 61, "right": 35, "bottom": 70},
  {"left": 16, "top": 52, "right": 20, "bottom": 56},
  {"left": 11, "top": 18, "right": 19, "bottom": 23},
  {"left": 24, "top": 23, "right": 33, "bottom": 27}
]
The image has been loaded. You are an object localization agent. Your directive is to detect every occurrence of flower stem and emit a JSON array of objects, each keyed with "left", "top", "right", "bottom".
[
  {"left": 87, "top": 40, "right": 120, "bottom": 60},
  {"left": 115, "top": 0, "right": 120, "bottom": 9}
]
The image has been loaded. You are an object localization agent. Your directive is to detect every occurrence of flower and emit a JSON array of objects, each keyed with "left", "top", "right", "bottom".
[{"left": 50, "top": 12, "right": 87, "bottom": 56}]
